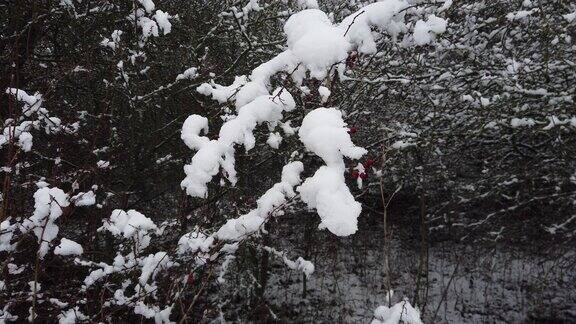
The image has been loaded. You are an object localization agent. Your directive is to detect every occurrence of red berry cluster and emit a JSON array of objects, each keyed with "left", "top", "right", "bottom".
[
  {"left": 363, "top": 159, "right": 375, "bottom": 168},
  {"left": 351, "top": 170, "right": 367, "bottom": 179},
  {"left": 350, "top": 159, "right": 376, "bottom": 180},
  {"left": 346, "top": 51, "right": 358, "bottom": 69}
]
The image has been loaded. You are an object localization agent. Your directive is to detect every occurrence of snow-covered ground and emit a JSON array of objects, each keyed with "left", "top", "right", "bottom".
[{"left": 264, "top": 217, "right": 576, "bottom": 323}]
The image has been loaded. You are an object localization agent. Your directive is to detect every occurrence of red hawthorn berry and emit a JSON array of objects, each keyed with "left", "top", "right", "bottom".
[
  {"left": 187, "top": 274, "right": 194, "bottom": 285},
  {"left": 359, "top": 172, "right": 367, "bottom": 179},
  {"left": 363, "top": 159, "right": 375, "bottom": 168},
  {"left": 351, "top": 170, "right": 359, "bottom": 179},
  {"left": 346, "top": 51, "right": 358, "bottom": 69},
  {"left": 346, "top": 58, "right": 355, "bottom": 69},
  {"left": 348, "top": 127, "right": 358, "bottom": 134}
]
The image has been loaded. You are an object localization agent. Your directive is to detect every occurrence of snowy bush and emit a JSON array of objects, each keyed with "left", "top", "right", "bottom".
[{"left": 1, "top": 0, "right": 575, "bottom": 322}]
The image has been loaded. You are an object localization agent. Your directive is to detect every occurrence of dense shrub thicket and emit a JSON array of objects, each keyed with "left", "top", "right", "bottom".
[{"left": 1, "top": 0, "right": 575, "bottom": 322}]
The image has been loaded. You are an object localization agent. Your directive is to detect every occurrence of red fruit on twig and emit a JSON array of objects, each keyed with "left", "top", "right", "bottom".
[
  {"left": 348, "top": 127, "right": 358, "bottom": 134},
  {"left": 363, "top": 159, "right": 375, "bottom": 168},
  {"left": 359, "top": 172, "right": 367, "bottom": 179},
  {"left": 351, "top": 170, "right": 359, "bottom": 179},
  {"left": 346, "top": 51, "right": 358, "bottom": 69}
]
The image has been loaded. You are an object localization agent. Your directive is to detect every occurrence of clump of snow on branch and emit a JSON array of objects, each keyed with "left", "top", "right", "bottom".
[
  {"left": 99, "top": 209, "right": 157, "bottom": 251},
  {"left": 80, "top": 209, "right": 175, "bottom": 320},
  {"left": 266, "top": 132, "right": 282, "bottom": 148},
  {"left": 54, "top": 238, "right": 84, "bottom": 256},
  {"left": 101, "top": 30, "right": 123, "bottom": 50},
  {"left": 196, "top": 76, "right": 248, "bottom": 105},
  {"left": 216, "top": 161, "right": 304, "bottom": 241},
  {"left": 297, "top": 108, "right": 366, "bottom": 236},
  {"left": 176, "top": 67, "right": 198, "bottom": 81},
  {"left": 180, "top": 88, "right": 296, "bottom": 198},
  {"left": 176, "top": 162, "right": 308, "bottom": 278},
  {"left": 21, "top": 187, "right": 69, "bottom": 258},
  {"left": 413, "top": 14, "right": 447, "bottom": 45},
  {"left": 264, "top": 246, "right": 315, "bottom": 278},
  {"left": 5, "top": 88, "right": 43, "bottom": 117},
  {"left": 127, "top": 0, "right": 175, "bottom": 45},
  {"left": 318, "top": 86, "right": 331, "bottom": 103},
  {"left": 284, "top": 9, "right": 349, "bottom": 79},
  {"left": 340, "top": 0, "right": 410, "bottom": 53},
  {"left": 153, "top": 10, "right": 173, "bottom": 34},
  {"left": 177, "top": 230, "right": 214, "bottom": 260},
  {"left": 298, "top": 108, "right": 366, "bottom": 167},
  {"left": 0, "top": 219, "right": 17, "bottom": 252},
  {"left": 71, "top": 190, "right": 96, "bottom": 207},
  {"left": 2, "top": 88, "right": 64, "bottom": 153},
  {"left": 58, "top": 307, "right": 89, "bottom": 324},
  {"left": 139, "top": 252, "right": 172, "bottom": 285},
  {"left": 371, "top": 299, "right": 423, "bottom": 324},
  {"left": 138, "top": 0, "right": 155, "bottom": 13}
]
